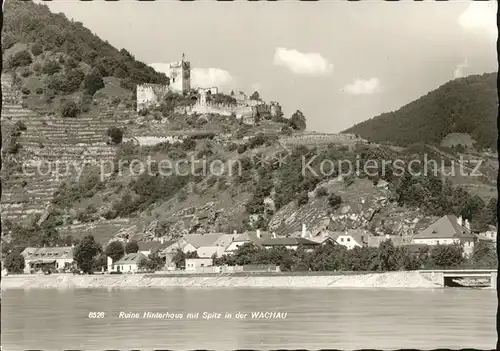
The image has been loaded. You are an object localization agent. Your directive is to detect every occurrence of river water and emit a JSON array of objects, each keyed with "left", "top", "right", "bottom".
[{"left": 1, "top": 288, "right": 496, "bottom": 350}]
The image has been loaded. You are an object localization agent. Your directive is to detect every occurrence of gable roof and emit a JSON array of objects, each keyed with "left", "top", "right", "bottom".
[
  {"left": 196, "top": 246, "right": 226, "bottom": 258},
  {"left": 260, "top": 237, "right": 320, "bottom": 247},
  {"left": 233, "top": 231, "right": 273, "bottom": 244},
  {"left": 138, "top": 240, "right": 173, "bottom": 253},
  {"left": 115, "top": 252, "right": 147, "bottom": 265},
  {"left": 328, "top": 229, "right": 370, "bottom": 246},
  {"left": 413, "top": 215, "right": 475, "bottom": 240},
  {"left": 183, "top": 234, "right": 225, "bottom": 248},
  {"left": 213, "top": 234, "right": 241, "bottom": 248},
  {"left": 22, "top": 247, "right": 73, "bottom": 260}
]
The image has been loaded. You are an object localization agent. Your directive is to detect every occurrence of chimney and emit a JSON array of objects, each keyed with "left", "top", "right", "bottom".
[
  {"left": 256, "top": 229, "right": 261, "bottom": 238},
  {"left": 272, "top": 232, "right": 276, "bottom": 239},
  {"left": 233, "top": 230, "right": 237, "bottom": 234},
  {"left": 160, "top": 237, "right": 164, "bottom": 244},
  {"left": 302, "top": 224, "right": 307, "bottom": 238},
  {"left": 457, "top": 216, "right": 463, "bottom": 227}
]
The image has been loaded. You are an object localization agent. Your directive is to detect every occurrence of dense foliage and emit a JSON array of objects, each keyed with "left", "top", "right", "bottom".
[
  {"left": 214, "top": 239, "right": 495, "bottom": 272},
  {"left": 3, "top": 0, "right": 169, "bottom": 89},
  {"left": 73, "top": 235, "right": 103, "bottom": 273},
  {"left": 4, "top": 251, "right": 26, "bottom": 273},
  {"left": 345, "top": 73, "right": 497, "bottom": 149},
  {"left": 105, "top": 241, "right": 125, "bottom": 262},
  {"left": 125, "top": 240, "right": 140, "bottom": 254}
]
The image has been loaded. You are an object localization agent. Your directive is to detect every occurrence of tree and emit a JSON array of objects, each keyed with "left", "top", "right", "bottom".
[
  {"left": 430, "top": 244, "right": 464, "bottom": 268},
  {"left": 84, "top": 68, "right": 105, "bottom": 96},
  {"left": 42, "top": 60, "right": 61, "bottom": 75},
  {"left": 60, "top": 100, "right": 80, "bottom": 118},
  {"left": 281, "top": 125, "right": 293, "bottom": 136},
  {"left": 4, "top": 251, "right": 25, "bottom": 273},
  {"left": 105, "top": 241, "right": 125, "bottom": 263},
  {"left": 471, "top": 241, "right": 497, "bottom": 269},
  {"left": 107, "top": 127, "right": 123, "bottom": 144},
  {"left": 378, "top": 239, "right": 400, "bottom": 271},
  {"left": 250, "top": 91, "right": 260, "bottom": 100},
  {"left": 328, "top": 193, "right": 342, "bottom": 210},
  {"left": 290, "top": 110, "right": 307, "bottom": 131},
  {"left": 125, "top": 240, "right": 139, "bottom": 254},
  {"left": 31, "top": 42, "right": 43, "bottom": 56},
  {"left": 74, "top": 235, "right": 102, "bottom": 273},
  {"left": 8, "top": 50, "right": 32, "bottom": 68}
]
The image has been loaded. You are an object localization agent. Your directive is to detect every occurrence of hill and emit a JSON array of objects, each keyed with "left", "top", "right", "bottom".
[
  {"left": 0, "top": 1, "right": 496, "bottom": 255},
  {"left": 2, "top": 0, "right": 168, "bottom": 93},
  {"left": 344, "top": 73, "right": 497, "bottom": 149}
]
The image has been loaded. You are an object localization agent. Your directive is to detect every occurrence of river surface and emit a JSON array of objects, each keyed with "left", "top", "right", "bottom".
[{"left": 1, "top": 288, "right": 496, "bottom": 350}]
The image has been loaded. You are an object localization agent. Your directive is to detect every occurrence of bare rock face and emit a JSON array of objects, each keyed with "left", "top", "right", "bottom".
[
  {"left": 268, "top": 177, "right": 436, "bottom": 238},
  {"left": 370, "top": 206, "right": 438, "bottom": 239}
]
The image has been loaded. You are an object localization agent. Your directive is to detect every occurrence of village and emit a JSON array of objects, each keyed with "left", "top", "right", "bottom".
[{"left": 12, "top": 214, "right": 497, "bottom": 276}]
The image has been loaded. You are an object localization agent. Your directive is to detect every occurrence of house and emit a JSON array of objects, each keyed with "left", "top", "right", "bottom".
[
  {"left": 111, "top": 252, "right": 147, "bottom": 273},
  {"left": 260, "top": 237, "right": 320, "bottom": 251},
  {"left": 412, "top": 215, "right": 477, "bottom": 256},
  {"left": 185, "top": 258, "right": 214, "bottom": 272},
  {"left": 224, "top": 229, "right": 273, "bottom": 253},
  {"left": 138, "top": 239, "right": 173, "bottom": 257},
  {"left": 329, "top": 229, "right": 369, "bottom": 250},
  {"left": 477, "top": 226, "right": 497, "bottom": 245},
  {"left": 21, "top": 247, "right": 74, "bottom": 273}
]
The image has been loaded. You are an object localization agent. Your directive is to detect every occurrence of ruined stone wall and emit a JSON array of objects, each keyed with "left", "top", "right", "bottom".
[{"left": 136, "top": 83, "right": 170, "bottom": 111}]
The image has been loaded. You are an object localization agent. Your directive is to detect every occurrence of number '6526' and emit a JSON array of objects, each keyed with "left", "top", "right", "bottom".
[{"left": 88, "top": 312, "right": 105, "bottom": 318}]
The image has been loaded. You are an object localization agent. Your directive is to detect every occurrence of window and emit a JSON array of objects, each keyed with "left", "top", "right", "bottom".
[
  {"left": 340, "top": 238, "right": 344, "bottom": 242},
  {"left": 347, "top": 238, "right": 351, "bottom": 242}
]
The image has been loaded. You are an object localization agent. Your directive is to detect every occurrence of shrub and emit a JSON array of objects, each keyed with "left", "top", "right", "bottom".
[
  {"left": 42, "top": 60, "right": 61, "bottom": 75},
  {"left": 297, "top": 191, "right": 309, "bottom": 206},
  {"left": 316, "top": 186, "right": 329, "bottom": 197},
  {"left": 67, "top": 57, "right": 79, "bottom": 69},
  {"left": 107, "top": 127, "right": 123, "bottom": 145},
  {"left": 20, "top": 67, "right": 31, "bottom": 77},
  {"left": 31, "top": 42, "right": 44, "bottom": 56},
  {"left": 62, "top": 69, "right": 85, "bottom": 93},
  {"left": 83, "top": 68, "right": 105, "bottom": 96},
  {"left": 60, "top": 100, "right": 80, "bottom": 118},
  {"left": 328, "top": 193, "right": 342, "bottom": 209},
  {"left": 4, "top": 251, "right": 25, "bottom": 273},
  {"left": 21, "top": 87, "right": 31, "bottom": 95},
  {"left": 35, "top": 87, "right": 43, "bottom": 95},
  {"left": 8, "top": 50, "right": 32, "bottom": 68},
  {"left": 237, "top": 144, "right": 248, "bottom": 154},
  {"left": 15, "top": 121, "right": 27, "bottom": 131}
]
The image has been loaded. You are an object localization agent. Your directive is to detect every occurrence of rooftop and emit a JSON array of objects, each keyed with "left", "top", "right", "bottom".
[
  {"left": 115, "top": 252, "right": 147, "bottom": 265},
  {"left": 261, "top": 237, "right": 320, "bottom": 247},
  {"left": 413, "top": 215, "right": 475, "bottom": 240},
  {"left": 22, "top": 247, "right": 73, "bottom": 260}
]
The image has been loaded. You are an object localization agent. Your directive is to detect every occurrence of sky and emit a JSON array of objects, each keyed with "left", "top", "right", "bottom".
[{"left": 40, "top": 0, "right": 497, "bottom": 132}]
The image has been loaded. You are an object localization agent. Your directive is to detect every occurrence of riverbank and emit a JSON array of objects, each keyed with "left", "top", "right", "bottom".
[{"left": 1, "top": 271, "right": 447, "bottom": 289}]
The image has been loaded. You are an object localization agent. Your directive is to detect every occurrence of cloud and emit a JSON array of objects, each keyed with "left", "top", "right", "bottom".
[
  {"left": 273, "top": 47, "right": 333, "bottom": 76},
  {"left": 453, "top": 59, "right": 469, "bottom": 79},
  {"left": 150, "top": 64, "right": 233, "bottom": 88},
  {"left": 341, "top": 78, "right": 381, "bottom": 95},
  {"left": 191, "top": 68, "right": 233, "bottom": 88},
  {"left": 458, "top": 2, "right": 497, "bottom": 37}
]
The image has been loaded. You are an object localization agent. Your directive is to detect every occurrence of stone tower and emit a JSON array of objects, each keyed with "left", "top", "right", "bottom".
[{"left": 166, "top": 54, "right": 191, "bottom": 94}]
